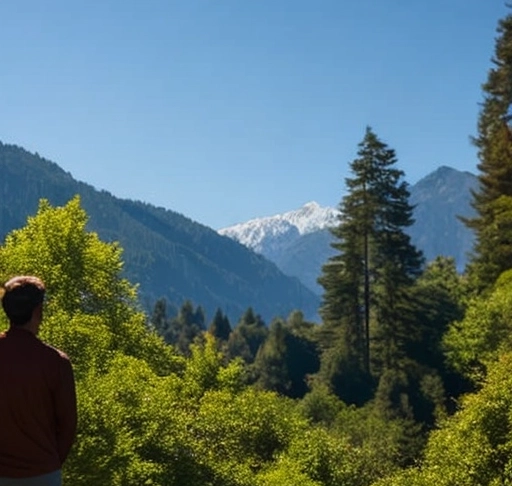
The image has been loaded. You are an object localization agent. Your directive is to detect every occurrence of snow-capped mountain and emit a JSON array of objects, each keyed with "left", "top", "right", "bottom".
[
  {"left": 219, "top": 167, "right": 478, "bottom": 296},
  {"left": 219, "top": 202, "right": 338, "bottom": 292},
  {"left": 219, "top": 201, "right": 338, "bottom": 258}
]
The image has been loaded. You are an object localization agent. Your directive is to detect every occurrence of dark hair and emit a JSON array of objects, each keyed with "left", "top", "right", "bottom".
[{"left": 1, "top": 276, "right": 46, "bottom": 326}]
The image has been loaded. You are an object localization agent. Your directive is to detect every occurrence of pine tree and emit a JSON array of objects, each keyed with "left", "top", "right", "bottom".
[
  {"left": 166, "top": 300, "right": 206, "bottom": 355},
  {"left": 226, "top": 307, "right": 268, "bottom": 364},
  {"left": 208, "top": 308, "right": 232, "bottom": 341},
  {"left": 317, "top": 127, "right": 423, "bottom": 405},
  {"left": 150, "top": 298, "right": 169, "bottom": 336},
  {"left": 370, "top": 141, "right": 424, "bottom": 375},
  {"left": 253, "top": 314, "right": 320, "bottom": 398},
  {"left": 464, "top": 11, "right": 512, "bottom": 291},
  {"left": 254, "top": 319, "right": 290, "bottom": 394}
]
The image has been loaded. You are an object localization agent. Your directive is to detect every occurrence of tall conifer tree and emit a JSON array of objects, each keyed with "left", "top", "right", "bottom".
[
  {"left": 318, "top": 127, "right": 423, "bottom": 405},
  {"left": 465, "top": 11, "right": 512, "bottom": 291},
  {"left": 208, "top": 308, "right": 232, "bottom": 341}
]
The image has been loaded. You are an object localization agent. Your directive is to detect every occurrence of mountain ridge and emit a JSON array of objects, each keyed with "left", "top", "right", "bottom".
[
  {"left": 219, "top": 166, "right": 478, "bottom": 293},
  {"left": 0, "top": 141, "right": 320, "bottom": 323}
]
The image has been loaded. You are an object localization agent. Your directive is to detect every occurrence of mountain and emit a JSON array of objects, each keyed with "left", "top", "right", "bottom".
[
  {"left": 219, "top": 202, "right": 339, "bottom": 294},
  {"left": 219, "top": 166, "right": 478, "bottom": 294},
  {"left": 0, "top": 141, "right": 320, "bottom": 323},
  {"left": 219, "top": 202, "right": 338, "bottom": 258},
  {"left": 408, "top": 166, "right": 477, "bottom": 271}
]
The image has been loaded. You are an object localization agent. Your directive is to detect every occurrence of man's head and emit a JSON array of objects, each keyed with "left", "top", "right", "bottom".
[{"left": 1, "top": 276, "right": 46, "bottom": 327}]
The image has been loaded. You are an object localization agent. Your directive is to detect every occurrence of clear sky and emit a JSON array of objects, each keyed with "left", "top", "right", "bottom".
[{"left": 0, "top": 1, "right": 508, "bottom": 229}]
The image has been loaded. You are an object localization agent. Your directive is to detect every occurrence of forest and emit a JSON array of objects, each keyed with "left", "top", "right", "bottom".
[{"left": 2, "top": 9, "right": 512, "bottom": 486}]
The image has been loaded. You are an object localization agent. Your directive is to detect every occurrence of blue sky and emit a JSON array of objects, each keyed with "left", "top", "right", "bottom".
[{"left": 0, "top": 1, "right": 508, "bottom": 229}]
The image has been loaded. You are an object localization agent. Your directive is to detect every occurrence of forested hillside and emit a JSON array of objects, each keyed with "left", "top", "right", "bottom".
[{"left": 0, "top": 142, "right": 319, "bottom": 322}]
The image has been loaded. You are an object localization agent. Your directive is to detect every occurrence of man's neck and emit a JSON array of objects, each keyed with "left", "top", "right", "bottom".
[{"left": 10, "top": 322, "right": 38, "bottom": 335}]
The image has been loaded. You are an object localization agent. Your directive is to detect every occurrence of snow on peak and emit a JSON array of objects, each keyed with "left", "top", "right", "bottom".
[
  {"left": 218, "top": 202, "right": 338, "bottom": 252},
  {"left": 282, "top": 201, "right": 338, "bottom": 234}
]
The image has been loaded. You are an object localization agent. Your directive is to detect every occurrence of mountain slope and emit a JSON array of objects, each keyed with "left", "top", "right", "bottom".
[
  {"left": 219, "top": 166, "right": 478, "bottom": 294},
  {"left": 0, "top": 141, "right": 320, "bottom": 322},
  {"left": 220, "top": 202, "right": 338, "bottom": 258},
  {"left": 408, "top": 166, "right": 477, "bottom": 271}
]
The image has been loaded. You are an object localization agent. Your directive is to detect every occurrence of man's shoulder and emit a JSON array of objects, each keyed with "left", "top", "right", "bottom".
[{"left": 39, "top": 340, "right": 71, "bottom": 363}]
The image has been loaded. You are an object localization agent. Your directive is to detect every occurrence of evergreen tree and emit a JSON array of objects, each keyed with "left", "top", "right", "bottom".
[
  {"left": 254, "top": 318, "right": 290, "bottom": 394},
  {"left": 254, "top": 314, "right": 320, "bottom": 398},
  {"left": 227, "top": 307, "right": 268, "bottom": 364},
  {"left": 464, "top": 11, "right": 512, "bottom": 292},
  {"left": 165, "top": 300, "right": 205, "bottom": 355},
  {"left": 150, "top": 297, "right": 169, "bottom": 336},
  {"left": 194, "top": 305, "right": 206, "bottom": 330},
  {"left": 208, "top": 308, "right": 232, "bottom": 342},
  {"left": 284, "top": 310, "right": 321, "bottom": 398},
  {"left": 317, "top": 127, "right": 423, "bottom": 406}
]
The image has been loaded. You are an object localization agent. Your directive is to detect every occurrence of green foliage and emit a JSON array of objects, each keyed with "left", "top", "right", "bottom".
[
  {"left": 39, "top": 311, "right": 114, "bottom": 379},
  {"left": 256, "top": 457, "right": 323, "bottom": 486},
  {"left": 190, "top": 389, "right": 306, "bottom": 484},
  {"left": 376, "top": 353, "right": 512, "bottom": 486},
  {"left": 253, "top": 315, "right": 320, "bottom": 398},
  {"left": 299, "top": 385, "right": 411, "bottom": 483},
  {"left": 227, "top": 307, "right": 268, "bottom": 364},
  {"left": 315, "top": 335, "right": 374, "bottom": 406},
  {"left": 149, "top": 297, "right": 170, "bottom": 335},
  {"left": 299, "top": 382, "right": 346, "bottom": 426},
  {"left": 183, "top": 333, "right": 246, "bottom": 397},
  {"left": 464, "top": 11, "right": 512, "bottom": 292},
  {"left": 66, "top": 356, "right": 167, "bottom": 485},
  {"left": 254, "top": 318, "right": 290, "bottom": 394},
  {"left": 0, "top": 197, "right": 136, "bottom": 319},
  {"left": 0, "top": 197, "right": 180, "bottom": 376},
  {"left": 282, "top": 312, "right": 321, "bottom": 397},
  {"left": 208, "top": 307, "right": 232, "bottom": 341},
  {"left": 283, "top": 427, "right": 353, "bottom": 486},
  {"left": 444, "top": 268, "right": 512, "bottom": 383},
  {"left": 333, "top": 404, "right": 409, "bottom": 473},
  {"left": 0, "top": 192, "right": 489, "bottom": 485},
  {"left": 410, "top": 257, "right": 466, "bottom": 361},
  {"left": 163, "top": 300, "right": 206, "bottom": 355},
  {"left": 317, "top": 127, "right": 423, "bottom": 408},
  {"left": 370, "top": 257, "right": 468, "bottom": 422},
  {"left": 282, "top": 418, "right": 402, "bottom": 486}
]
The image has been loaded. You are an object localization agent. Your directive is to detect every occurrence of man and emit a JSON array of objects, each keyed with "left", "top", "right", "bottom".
[{"left": 0, "top": 276, "right": 77, "bottom": 486}]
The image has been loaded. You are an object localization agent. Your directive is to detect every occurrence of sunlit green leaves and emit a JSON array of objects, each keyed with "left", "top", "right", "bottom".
[
  {"left": 0, "top": 197, "right": 136, "bottom": 317},
  {"left": 444, "top": 269, "right": 512, "bottom": 382},
  {"left": 375, "top": 353, "right": 512, "bottom": 486},
  {"left": 1, "top": 195, "right": 474, "bottom": 486}
]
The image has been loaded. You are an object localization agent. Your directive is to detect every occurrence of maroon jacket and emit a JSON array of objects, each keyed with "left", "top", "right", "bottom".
[{"left": 0, "top": 327, "right": 77, "bottom": 478}]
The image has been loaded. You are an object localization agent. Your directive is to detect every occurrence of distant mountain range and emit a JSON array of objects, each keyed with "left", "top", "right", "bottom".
[
  {"left": 220, "top": 166, "right": 478, "bottom": 294},
  {"left": 0, "top": 141, "right": 320, "bottom": 323},
  {"left": 0, "top": 139, "right": 478, "bottom": 319}
]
